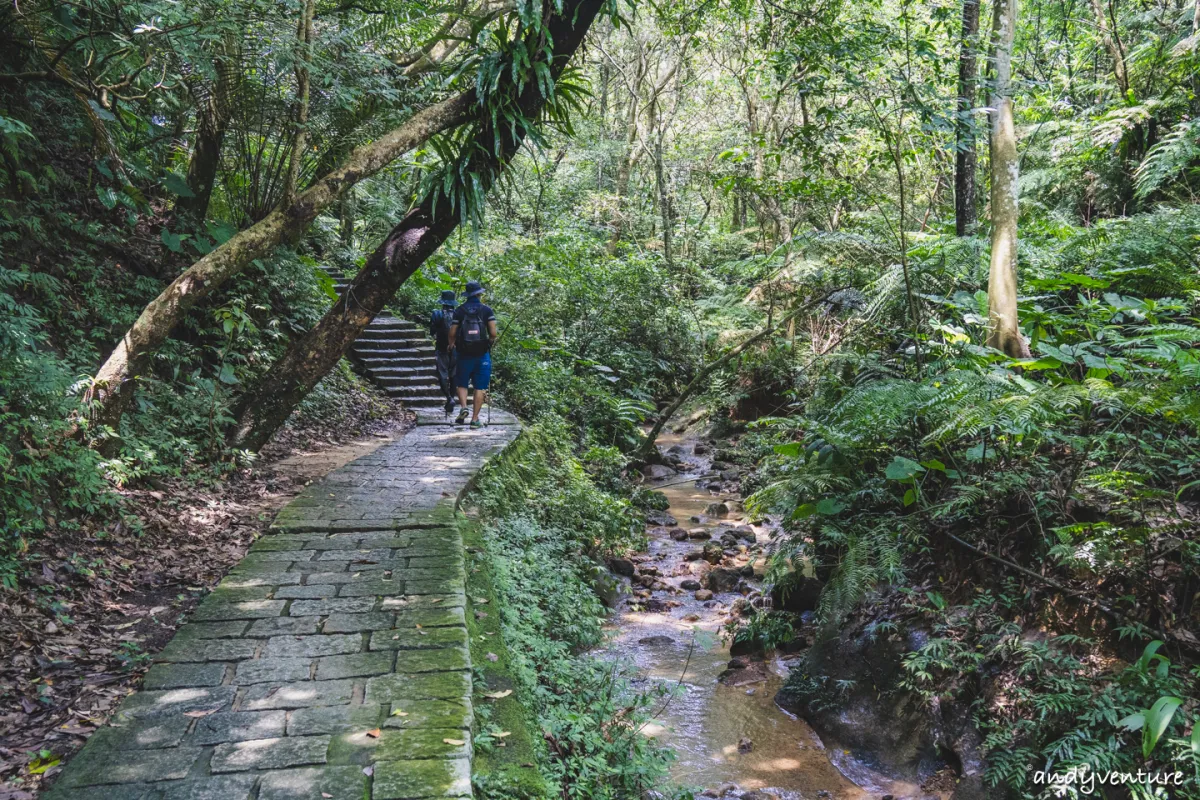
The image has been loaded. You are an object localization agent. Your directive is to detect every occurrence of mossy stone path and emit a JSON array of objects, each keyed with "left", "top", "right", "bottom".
[{"left": 47, "top": 410, "right": 519, "bottom": 800}]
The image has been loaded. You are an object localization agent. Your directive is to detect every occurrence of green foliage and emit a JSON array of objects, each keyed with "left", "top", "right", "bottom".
[
  {"left": 390, "top": 229, "right": 691, "bottom": 449},
  {"left": 479, "top": 515, "right": 682, "bottom": 799},
  {"left": 900, "top": 593, "right": 1200, "bottom": 797},
  {"left": 0, "top": 263, "right": 116, "bottom": 582},
  {"left": 724, "top": 610, "right": 797, "bottom": 652},
  {"left": 472, "top": 420, "right": 644, "bottom": 555}
]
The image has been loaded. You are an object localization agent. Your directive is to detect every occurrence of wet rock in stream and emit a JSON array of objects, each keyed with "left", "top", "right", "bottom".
[
  {"left": 608, "top": 557, "right": 635, "bottom": 577},
  {"left": 638, "top": 635, "right": 674, "bottom": 646},
  {"left": 705, "top": 501, "right": 730, "bottom": 517},
  {"left": 642, "top": 464, "right": 678, "bottom": 479},
  {"left": 646, "top": 510, "right": 677, "bottom": 526}
]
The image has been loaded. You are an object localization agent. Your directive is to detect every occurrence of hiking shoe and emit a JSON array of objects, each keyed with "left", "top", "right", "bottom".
[
  {"left": 455, "top": 409, "right": 470, "bottom": 425},
  {"left": 470, "top": 419, "right": 485, "bottom": 429}
]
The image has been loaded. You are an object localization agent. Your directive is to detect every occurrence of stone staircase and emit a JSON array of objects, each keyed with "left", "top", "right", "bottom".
[{"left": 325, "top": 267, "right": 448, "bottom": 412}]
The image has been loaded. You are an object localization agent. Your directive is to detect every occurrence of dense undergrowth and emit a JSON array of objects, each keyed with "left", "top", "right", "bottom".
[
  {"left": 466, "top": 420, "right": 684, "bottom": 799},
  {"left": 0, "top": 121, "right": 386, "bottom": 583},
  {"left": 724, "top": 212, "right": 1200, "bottom": 795}
]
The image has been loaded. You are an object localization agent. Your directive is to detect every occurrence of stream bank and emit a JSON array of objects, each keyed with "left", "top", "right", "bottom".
[{"left": 604, "top": 431, "right": 928, "bottom": 799}]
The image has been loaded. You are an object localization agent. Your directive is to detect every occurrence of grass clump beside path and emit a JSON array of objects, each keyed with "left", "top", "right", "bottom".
[{"left": 461, "top": 421, "right": 683, "bottom": 799}]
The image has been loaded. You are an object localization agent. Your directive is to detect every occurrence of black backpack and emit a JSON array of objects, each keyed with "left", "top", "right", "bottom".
[
  {"left": 431, "top": 308, "right": 454, "bottom": 350},
  {"left": 457, "top": 304, "right": 489, "bottom": 356}
]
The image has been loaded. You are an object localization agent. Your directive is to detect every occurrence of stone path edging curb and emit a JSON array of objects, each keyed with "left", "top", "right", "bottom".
[{"left": 47, "top": 410, "right": 520, "bottom": 800}]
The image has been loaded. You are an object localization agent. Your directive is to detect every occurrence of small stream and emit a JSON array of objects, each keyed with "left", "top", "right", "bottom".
[{"left": 599, "top": 431, "right": 919, "bottom": 799}]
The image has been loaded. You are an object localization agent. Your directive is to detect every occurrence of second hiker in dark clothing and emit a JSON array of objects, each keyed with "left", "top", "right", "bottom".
[
  {"left": 430, "top": 289, "right": 458, "bottom": 413},
  {"left": 448, "top": 280, "right": 498, "bottom": 428}
]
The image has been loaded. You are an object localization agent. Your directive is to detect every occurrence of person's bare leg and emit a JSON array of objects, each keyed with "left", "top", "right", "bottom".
[{"left": 472, "top": 389, "right": 485, "bottom": 421}]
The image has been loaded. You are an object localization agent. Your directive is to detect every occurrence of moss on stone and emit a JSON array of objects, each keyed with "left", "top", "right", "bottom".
[{"left": 459, "top": 516, "right": 549, "bottom": 799}]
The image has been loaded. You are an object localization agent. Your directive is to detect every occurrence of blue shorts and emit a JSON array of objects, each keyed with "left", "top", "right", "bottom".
[{"left": 455, "top": 352, "right": 492, "bottom": 390}]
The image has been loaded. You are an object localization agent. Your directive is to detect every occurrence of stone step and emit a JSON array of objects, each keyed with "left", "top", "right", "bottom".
[
  {"left": 358, "top": 327, "right": 424, "bottom": 341},
  {"left": 352, "top": 338, "right": 433, "bottom": 352},
  {"left": 383, "top": 385, "right": 446, "bottom": 399},
  {"left": 353, "top": 351, "right": 438, "bottom": 366},
  {"left": 372, "top": 373, "right": 438, "bottom": 388},
  {"left": 369, "top": 366, "right": 436, "bottom": 378},
  {"left": 360, "top": 356, "right": 436, "bottom": 369}
]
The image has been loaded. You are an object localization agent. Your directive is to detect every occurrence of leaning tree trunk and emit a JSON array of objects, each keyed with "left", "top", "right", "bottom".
[
  {"left": 954, "top": 0, "right": 980, "bottom": 236},
  {"left": 229, "top": 0, "right": 607, "bottom": 450},
  {"left": 86, "top": 92, "right": 475, "bottom": 432},
  {"left": 986, "top": 0, "right": 1031, "bottom": 358}
]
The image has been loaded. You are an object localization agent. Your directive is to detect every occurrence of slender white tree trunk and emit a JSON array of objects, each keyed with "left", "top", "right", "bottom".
[{"left": 986, "top": 0, "right": 1031, "bottom": 358}]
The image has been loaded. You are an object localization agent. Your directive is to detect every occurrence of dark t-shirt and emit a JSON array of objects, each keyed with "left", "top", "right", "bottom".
[
  {"left": 430, "top": 307, "right": 455, "bottom": 351},
  {"left": 452, "top": 301, "right": 496, "bottom": 355}
]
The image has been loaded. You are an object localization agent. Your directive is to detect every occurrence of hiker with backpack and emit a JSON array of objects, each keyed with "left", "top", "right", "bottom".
[
  {"left": 448, "top": 280, "right": 498, "bottom": 428},
  {"left": 430, "top": 289, "right": 458, "bottom": 413}
]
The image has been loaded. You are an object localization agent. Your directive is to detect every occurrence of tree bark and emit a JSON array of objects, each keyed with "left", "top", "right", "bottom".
[
  {"left": 1088, "top": 0, "right": 1129, "bottom": 95},
  {"left": 655, "top": 133, "right": 672, "bottom": 268},
  {"left": 177, "top": 41, "right": 239, "bottom": 222},
  {"left": 954, "top": 0, "right": 980, "bottom": 236},
  {"left": 339, "top": 188, "right": 356, "bottom": 251},
  {"left": 281, "top": 0, "right": 316, "bottom": 208},
  {"left": 229, "top": 0, "right": 607, "bottom": 450},
  {"left": 986, "top": 0, "right": 1031, "bottom": 358},
  {"left": 86, "top": 92, "right": 476, "bottom": 431},
  {"left": 606, "top": 62, "right": 644, "bottom": 254}
]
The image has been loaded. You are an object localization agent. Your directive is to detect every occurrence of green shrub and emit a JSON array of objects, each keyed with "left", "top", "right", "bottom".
[
  {"left": 473, "top": 419, "right": 644, "bottom": 555},
  {"left": 482, "top": 515, "right": 682, "bottom": 799}
]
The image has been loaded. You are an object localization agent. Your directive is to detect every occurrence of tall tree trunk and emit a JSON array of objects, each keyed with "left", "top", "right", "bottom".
[
  {"left": 986, "top": 0, "right": 1031, "bottom": 358},
  {"left": 230, "top": 0, "right": 607, "bottom": 451},
  {"left": 86, "top": 93, "right": 476, "bottom": 432},
  {"left": 1089, "top": 0, "right": 1129, "bottom": 95},
  {"left": 177, "top": 42, "right": 239, "bottom": 222},
  {"left": 655, "top": 133, "right": 672, "bottom": 268},
  {"left": 281, "top": 0, "right": 316, "bottom": 208},
  {"left": 606, "top": 78, "right": 642, "bottom": 254},
  {"left": 339, "top": 188, "right": 356, "bottom": 251},
  {"left": 955, "top": 0, "right": 980, "bottom": 236}
]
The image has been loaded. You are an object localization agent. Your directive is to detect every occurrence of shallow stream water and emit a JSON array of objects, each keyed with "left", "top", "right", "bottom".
[{"left": 598, "top": 431, "right": 923, "bottom": 799}]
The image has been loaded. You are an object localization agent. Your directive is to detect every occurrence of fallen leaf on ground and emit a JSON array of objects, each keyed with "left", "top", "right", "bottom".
[
  {"left": 183, "top": 709, "right": 219, "bottom": 718},
  {"left": 483, "top": 689, "right": 512, "bottom": 699},
  {"left": 486, "top": 652, "right": 498, "bottom": 662},
  {"left": 365, "top": 728, "right": 381, "bottom": 738},
  {"left": 390, "top": 709, "right": 408, "bottom": 717},
  {"left": 443, "top": 738, "right": 465, "bottom": 746}
]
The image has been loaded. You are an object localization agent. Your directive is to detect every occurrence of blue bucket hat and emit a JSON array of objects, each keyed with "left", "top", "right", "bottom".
[
  {"left": 463, "top": 280, "right": 485, "bottom": 299},
  {"left": 439, "top": 289, "right": 457, "bottom": 306}
]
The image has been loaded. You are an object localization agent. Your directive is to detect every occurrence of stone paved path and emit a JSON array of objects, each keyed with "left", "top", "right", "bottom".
[{"left": 47, "top": 410, "right": 520, "bottom": 800}]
